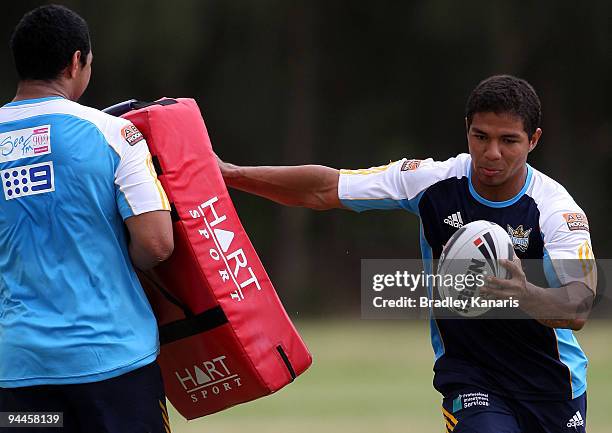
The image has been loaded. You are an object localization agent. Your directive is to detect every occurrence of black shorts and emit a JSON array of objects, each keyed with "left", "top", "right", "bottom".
[
  {"left": 441, "top": 386, "right": 587, "bottom": 433},
  {"left": 0, "top": 360, "right": 170, "bottom": 433}
]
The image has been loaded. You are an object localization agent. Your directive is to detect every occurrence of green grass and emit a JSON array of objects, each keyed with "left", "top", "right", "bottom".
[{"left": 167, "top": 319, "right": 612, "bottom": 433}]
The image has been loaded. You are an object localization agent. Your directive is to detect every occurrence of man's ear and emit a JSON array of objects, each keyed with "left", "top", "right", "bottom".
[
  {"left": 529, "top": 128, "right": 542, "bottom": 152},
  {"left": 66, "top": 50, "right": 82, "bottom": 79}
]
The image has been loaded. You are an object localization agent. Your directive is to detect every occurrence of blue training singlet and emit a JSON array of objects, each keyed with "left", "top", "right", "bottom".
[{"left": 0, "top": 96, "right": 170, "bottom": 387}]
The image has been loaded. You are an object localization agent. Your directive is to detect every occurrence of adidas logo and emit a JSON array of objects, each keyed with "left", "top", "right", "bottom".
[
  {"left": 566, "top": 410, "right": 584, "bottom": 428},
  {"left": 444, "top": 212, "right": 464, "bottom": 228}
]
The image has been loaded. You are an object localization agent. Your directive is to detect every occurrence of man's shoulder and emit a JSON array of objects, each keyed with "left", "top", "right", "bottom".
[
  {"left": 0, "top": 98, "right": 131, "bottom": 137},
  {"left": 528, "top": 166, "right": 581, "bottom": 208},
  {"left": 43, "top": 99, "right": 137, "bottom": 155},
  {"left": 55, "top": 99, "right": 131, "bottom": 133},
  {"left": 400, "top": 153, "right": 471, "bottom": 191},
  {"left": 391, "top": 153, "right": 471, "bottom": 184},
  {"left": 527, "top": 166, "right": 589, "bottom": 231}
]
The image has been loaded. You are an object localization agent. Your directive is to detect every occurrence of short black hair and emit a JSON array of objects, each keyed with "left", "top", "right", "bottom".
[
  {"left": 465, "top": 75, "right": 542, "bottom": 137},
  {"left": 10, "top": 5, "right": 90, "bottom": 81}
]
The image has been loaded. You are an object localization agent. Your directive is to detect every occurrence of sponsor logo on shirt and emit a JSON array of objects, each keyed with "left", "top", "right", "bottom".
[
  {"left": 1, "top": 161, "right": 55, "bottom": 200},
  {"left": 452, "top": 392, "right": 489, "bottom": 412},
  {"left": 577, "top": 240, "right": 596, "bottom": 290},
  {"left": 563, "top": 213, "right": 589, "bottom": 232},
  {"left": 567, "top": 410, "right": 584, "bottom": 428},
  {"left": 401, "top": 159, "right": 421, "bottom": 171},
  {"left": 444, "top": 211, "right": 464, "bottom": 228},
  {"left": 507, "top": 224, "right": 532, "bottom": 252},
  {"left": 0, "top": 125, "right": 51, "bottom": 163},
  {"left": 121, "top": 124, "right": 145, "bottom": 146},
  {"left": 452, "top": 394, "right": 463, "bottom": 413}
]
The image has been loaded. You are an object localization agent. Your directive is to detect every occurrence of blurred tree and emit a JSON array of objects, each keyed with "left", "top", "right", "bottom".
[{"left": 1, "top": 0, "right": 609, "bottom": 314}]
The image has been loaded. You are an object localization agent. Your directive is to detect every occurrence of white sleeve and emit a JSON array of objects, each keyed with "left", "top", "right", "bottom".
[
  {"left": 542, "top": 208, "right": 596, "bottom": 293},
  {"left": 337, "top": 155, "right": 467, "bottom": 214},
  {"left": 111, "top": 121, "right": 170, "bottom": 219}
]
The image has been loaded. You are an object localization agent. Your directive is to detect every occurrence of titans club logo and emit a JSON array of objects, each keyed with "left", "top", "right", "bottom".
[{"left": 506, "top": 225, "right": 532, "bottom": 252}]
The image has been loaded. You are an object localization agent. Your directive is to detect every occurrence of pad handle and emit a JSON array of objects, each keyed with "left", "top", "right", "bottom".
[{"left": 102, "top": 98, "right": 178, "bottom": 116}]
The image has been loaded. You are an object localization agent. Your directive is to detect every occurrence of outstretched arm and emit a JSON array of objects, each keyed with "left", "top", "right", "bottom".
[{"left": 218, "top": 156, "right": 342, "bottom": 210}]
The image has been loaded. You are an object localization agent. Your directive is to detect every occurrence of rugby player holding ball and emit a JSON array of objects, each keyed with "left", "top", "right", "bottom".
[{"left": 218, "top": 75, "right": 596, "bottom": 432}]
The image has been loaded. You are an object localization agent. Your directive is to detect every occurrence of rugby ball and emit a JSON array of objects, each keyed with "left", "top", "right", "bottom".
[{"left": 436, "top": 220, "right": 513, "bottom": 317}]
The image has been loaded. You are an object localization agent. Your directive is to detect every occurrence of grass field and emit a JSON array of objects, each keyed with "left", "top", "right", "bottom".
[{"left": 167, "top": 319, "right": 612, "bottom": 433}]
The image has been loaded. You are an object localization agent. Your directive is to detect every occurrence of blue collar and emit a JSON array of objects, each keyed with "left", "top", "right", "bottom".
[
  {"left": 3, "top": 96, "right": 65, "bottom": 107},
  {"left": 468, "top": 164, "right": 533, "bottom": 208}
]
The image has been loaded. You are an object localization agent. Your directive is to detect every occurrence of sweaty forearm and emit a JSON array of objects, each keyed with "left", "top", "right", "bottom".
[
  {"left": 521, "top": 282, "right": 594, "bottom": 330},
  {"left": 221, "top": 163, "right": 341, "bottom": 210}
]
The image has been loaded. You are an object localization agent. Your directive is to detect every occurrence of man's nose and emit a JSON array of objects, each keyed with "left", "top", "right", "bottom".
[{"left": 483, "top": 140, "right": 502, "bottom": 160}]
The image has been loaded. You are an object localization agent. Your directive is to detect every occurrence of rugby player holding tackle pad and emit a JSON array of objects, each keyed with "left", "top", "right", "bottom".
[
  {"left": 1, "top": 6, "right": 312, "bottom": 430},
  {"left": 217, "top": 75, "right": 597, "bottom": 433},
  {"left": 0, "top": 5, "right": 174, "bottom": 433}
]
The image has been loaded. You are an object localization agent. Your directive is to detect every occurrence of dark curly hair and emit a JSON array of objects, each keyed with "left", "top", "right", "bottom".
[
  {"left": 10, "top": 5, "right": 90, "bottom": 81},
  {"left": 466, "top": 75, "right": 542, "bottom": 137}
]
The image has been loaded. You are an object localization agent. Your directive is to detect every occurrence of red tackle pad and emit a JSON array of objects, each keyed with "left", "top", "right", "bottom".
[{"left": 120, "top": 98, "right": 312, "bottom": 419}]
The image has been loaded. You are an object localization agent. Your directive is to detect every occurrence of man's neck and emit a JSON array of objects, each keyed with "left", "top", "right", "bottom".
[
  {"left": 472, "top": 165, "right": 528, "bottom": 202},
  {"left": 13, "top": 80, "right": 70, "bottom": 103}
]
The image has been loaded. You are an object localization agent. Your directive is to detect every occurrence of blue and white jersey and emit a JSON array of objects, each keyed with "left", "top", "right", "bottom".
[
  {"left": 0, "top": 96, "right": 170, "bottom": 387},
  {"left": 339, "top": 154, "right": 595, "bottom": 401}
]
